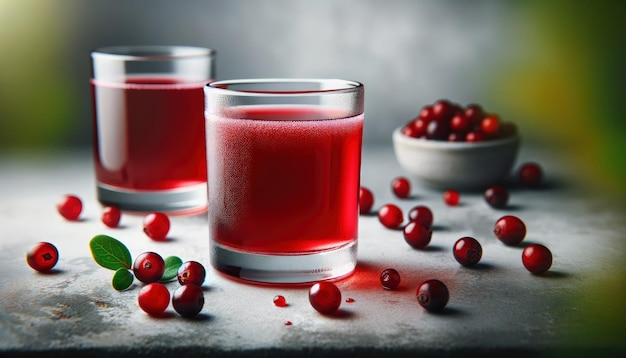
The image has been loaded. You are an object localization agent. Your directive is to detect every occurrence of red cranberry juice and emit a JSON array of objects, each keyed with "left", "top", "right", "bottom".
[
  {"left": 207, "top": 106, "right": 363, "bottom": 253},
  {"left": 91, "top": 77, "right": 207, "bottom": 191}
]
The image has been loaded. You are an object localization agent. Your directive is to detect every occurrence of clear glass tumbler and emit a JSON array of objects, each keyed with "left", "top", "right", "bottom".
[
  {"left": 91, "top": 46, "right": 215, "bottom": 214},
  {"left": 204, "top": 79, "right": 364, "bottom": 284}
]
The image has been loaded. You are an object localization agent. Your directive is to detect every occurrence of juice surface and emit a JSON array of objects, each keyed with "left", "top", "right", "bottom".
[
  {"left": 91, "top": 77, "right": 207, "bottom": 190},
  {"left": 207, "top": 105, "right": 363, "bottom": 253}
]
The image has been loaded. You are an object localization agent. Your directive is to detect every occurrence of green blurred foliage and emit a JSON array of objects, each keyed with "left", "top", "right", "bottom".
[
  {"left": 0, "top": 0, "right": 75, "bottom": 153},
  {"left": 489, "top": 0, "right": 626, "bottom": 198}
]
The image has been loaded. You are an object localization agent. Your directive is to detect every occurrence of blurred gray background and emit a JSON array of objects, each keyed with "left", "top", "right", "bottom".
[{"left": 1, "top": 0, "right": 625, "bottom": 191}]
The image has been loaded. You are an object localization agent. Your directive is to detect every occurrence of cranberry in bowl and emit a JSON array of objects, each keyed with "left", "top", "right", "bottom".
[{"left": 392, "top": 100, "right": 520, "bottom": 190}]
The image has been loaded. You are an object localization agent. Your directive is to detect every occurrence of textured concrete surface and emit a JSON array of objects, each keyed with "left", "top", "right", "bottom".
[{"left": 1, "top": 145, "right": 626, "bottom": 357}]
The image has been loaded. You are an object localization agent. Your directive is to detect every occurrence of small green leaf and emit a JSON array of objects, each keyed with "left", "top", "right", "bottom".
[
  {"left": 112, "top": 268, "right": 134, "bottom": 291},
  {"left": 89, "top": 234, "right": 132, "bottom": 270},
  {"left": 160, "top": 256, "right": 183, "bottom": 282}
]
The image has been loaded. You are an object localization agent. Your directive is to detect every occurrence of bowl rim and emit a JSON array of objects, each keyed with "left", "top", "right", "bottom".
[{"left": 392, "top": 126, "right": 520, "bottom": 150}]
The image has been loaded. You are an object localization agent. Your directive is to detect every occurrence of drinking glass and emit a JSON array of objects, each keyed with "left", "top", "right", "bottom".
[
  {"left": 90, "top": 46, "right": 215, "bottom": 214},
  {"left": 204, "top": 79, "right": 364, "bottom": 284}
]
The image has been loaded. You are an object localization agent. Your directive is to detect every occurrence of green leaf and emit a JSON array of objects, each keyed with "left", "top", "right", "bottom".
[
  {"left": 111, "top": 268, "right": 134, "bottom": 291},
  {"left": 160, "top": 256, "right": 183, "bottom": 282},
  {"left": 89, "top": 234, "right": 132, "bottom": 270}
]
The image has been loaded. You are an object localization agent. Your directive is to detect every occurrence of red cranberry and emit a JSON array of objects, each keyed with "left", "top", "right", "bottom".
[
  {"left": 403, "top": 221, "right": 432, "bottom": 249},
  {"left": 143, "top": 212, "right": 170, "bottom": 241},
  {"left": 380, "top": 268, "right": 401, "bottom": 290},
  {"left": 402, "top": 124, "right": 418, "bottom": 138},
  {"left": 419, "top": 105, "right": 435, "bottom": 121},
  {"left": 138, "top": 282, "right": 170, "bottom": 316},
  {"left": 177, "top": 261, "right": 206, "bottom": 286},
  {"left": 450, "top": 113, "right": 471, "bottom": 133},
  {"left": 453, "top": 237, "right": 483, "bottom": 266},
  {"left": 408, "top": 205, "right": 433, "bottom": 228},
  {"left": 464, "top": 104, "right": 484, "bottom": 125},
  {"left": 26, "top": 242, "right": 59, "bottom": 272},
  {"left": 309, "top": 282, "right": 342, "bottom": 315},
  {"left": 432, "top": 99, "right": 455, "bottom": 121},
  {"left": 416, "top": 279, "right": 449, "bottom": 312},
  {"left": 359, "top": 186, "right": 374, "bottom": 215},
  {"left": 378, "top": 204, "right": 404, "bottom": 229},
  {"left": 57, "top": 194, "right": 82, "bottom": 221},
  {"left": 519, "top": 162, "right": 543, "bottom": 187},
  {"left": 522, "top": 244, "right": 552, "bottom": 275},
  {"left": 484, "top": 185, "right": 509, "bottom": 209},
  {"left": 480, "top": 114, "right": 500, "bottom": 136},
  {"left": 443, "top": 190, "right": 460, "bottom": 206},
  {"left": 447, "top": 132, "right": 464, "bottom": 142},
  {"left": 413, "top": 118, "right": 429, "bottom": 137},
  {"left": 172, "top": 284, "right": 204, "bottom": 317},
  {"left": 273, "top": 295, "right": 288, "bottom": 307},
  {"left": 426, "top": 119, "right": 450, "bottom": 140},
  {"left": 465, "top": 131, "right": 487, "bottom": 142},
  {"left": 493, "top": 215, "right": 527, "bottom": 246},
  {"left": 391, "top": 177, "right": 411, "bottom": 199},
  {"left": 133, "top": 251, "right": 165, "bottom": 284},
  {"left": 101, "top": 206, "right": 121, "bottom": 228}
]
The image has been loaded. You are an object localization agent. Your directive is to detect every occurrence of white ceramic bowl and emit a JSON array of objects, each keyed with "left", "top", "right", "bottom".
[{"left": 392, "top": 127, "right": 520, "bottom": 190}]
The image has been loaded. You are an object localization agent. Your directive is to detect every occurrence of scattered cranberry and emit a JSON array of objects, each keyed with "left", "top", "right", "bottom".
[
  {"left": 143, "top": 212, "right": 170, "bottom": 241},
  {"left": 133, "top": 251, "right": 166, "bottom": 284},
  {"left": 284, "top": 321, "right": 293, "bottom": 326},
  {"left": 359, "top": 187, "right": 374, "bottom": 215},
  {"left": 443, "top": 190, "right": 460, "bottom": 206},
  {"left": 522, "top": 244, "right": 553, "bottom": 275},
  {"left": 378, "top": 204, "right": 404, "bottom": 229},
  {"left": 380, "top": 268, "right": 401, "bottom": 290},
  {"left": 138, "top": 282, "right": 170, "bottom": 316},
  {"left": 453, "top": 237, "right": 483, "bottom": 266},
  {"left": 26, "top": 242, "right": 59, "bottom": 272},
  {"left": 101, "top": 206, "right": 121, "bottom": 228},
  {"left": 484, "top": 185, "right": 509, "bottom": 209},
  {"left": 408, "top": 205, "right": 434, "bottom": 228},
  {"left": 416, "top": 279, "right": 449, "bottom": 312},
  {"left": 56, "top": 194, "right": 82, "bottom": 221},
  {"left": 345, "top": 298, "right": 355, "bottom": 303},
  {"left": 391, "top": 177, "right": 411, "bottom": 199},
  {"left": 172, "top": 284, "right": 205, "bottom": 317},
  {"left": 493, "top": 215, "right": 527, "bottom": 246},
  {"left": 519, "top": 162, "right": 543, "bottom": 187},
  {"left": 309, "top": 282, "right": 342, "bottom": 315},
  {"left": 177, "top": 261, "right": 206, "bottom": 286},
  {"left": 403, "top": 221, "right": 432, "bottom": 249},
  {"left": 273, "top": 295, "right": 288, "bottom": 307}
]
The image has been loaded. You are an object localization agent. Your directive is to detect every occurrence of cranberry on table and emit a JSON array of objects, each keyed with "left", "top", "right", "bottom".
[
  {"left": 484, "top": 185, "right": 509, "bottom": 209},
  {"left": 172, "top": 284, "right": 205, "bottom": 317},
  {"left": 380, "top": 268, "right": 401, "bottom": 290},
  {"left": 378, "top": 204, "right": 404, "bottom": 229},
  {"left": 26, "top": 242, "right": 59, "bottom": 272},
  {"left": 519, "top": 162, "right": 543, "bottom": 187},
  {"left": 177, "top": 261, "right": 206, "bottom": 286},
  {"left": 408, "top": 205, "right": 434, "bottom": 228},
  {"left": 359, "top": 186, "right": 374, "bottom": 215},
  {"left": 138, "top": 282, "right": 170, "bottom": 316},
  {"left": 416, "top": 279, "right": 449, "bottom": 312},
  {"left": 443, "top": 189, "right": 460, "bottom": 206},
  {"left": 143, "top": 212, "right": 170, "bottom": 241},
  {"left": 309, "top": 282, "right": 342, "bottom": 315},
  {"left": 522, "top": 244, "right": 553, "bottom": 275},
  {"left": 391, "top": 177, "right": 411, "bottom": 199},
  {"left": 101, "top": 206, "right": 121, "bottom": 228},
  {"left": 273, "top": 295, "right": 288, "bottom": 307},
  {"left": 133, "top": 251, "right": 166, "bottom": 284},
  {"left": 403, "top": 221, "right": 432, "bottom": 249},
  {"left": 453, "top": 237, "right": 483, "bottom": 266},
  {"left": 493, "top": 215, "right": 527, "bottom": 246},
  {"left": 57, "top": 194, "right": 82, "bottom": 221}
]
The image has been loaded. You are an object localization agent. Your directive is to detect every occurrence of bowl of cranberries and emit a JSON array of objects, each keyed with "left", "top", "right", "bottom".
[{"left": 393, "top": 99, "right": 520, "bottom": 190}]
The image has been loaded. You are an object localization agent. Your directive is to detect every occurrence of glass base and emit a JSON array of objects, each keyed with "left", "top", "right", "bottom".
[
  {"left": 97, "top": 182, "right": 207, "bottom": 214},
  {"left": 210, "top": 240, "right": 358, "bottom": 284}
]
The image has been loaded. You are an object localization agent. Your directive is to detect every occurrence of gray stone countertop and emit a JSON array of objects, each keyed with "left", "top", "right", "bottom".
[{"left": 1, "top": 144, "right": 625, "bottom": 358}]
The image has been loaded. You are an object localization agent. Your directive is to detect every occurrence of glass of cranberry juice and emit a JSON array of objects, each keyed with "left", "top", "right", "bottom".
[
  {"left": 205, "top": 79, "right": 364, "bottom": 284},
  {"left": 90, "top": 46, "right": 215, "bottom": 214}
]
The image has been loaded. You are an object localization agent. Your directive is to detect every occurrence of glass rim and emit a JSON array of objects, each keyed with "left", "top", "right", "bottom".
[
  {"left": 91, "top": 45, "right": 215, "bottom": 61},
  {"left": 205, "top": 78, "right": 363, "bottom": 97}
]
